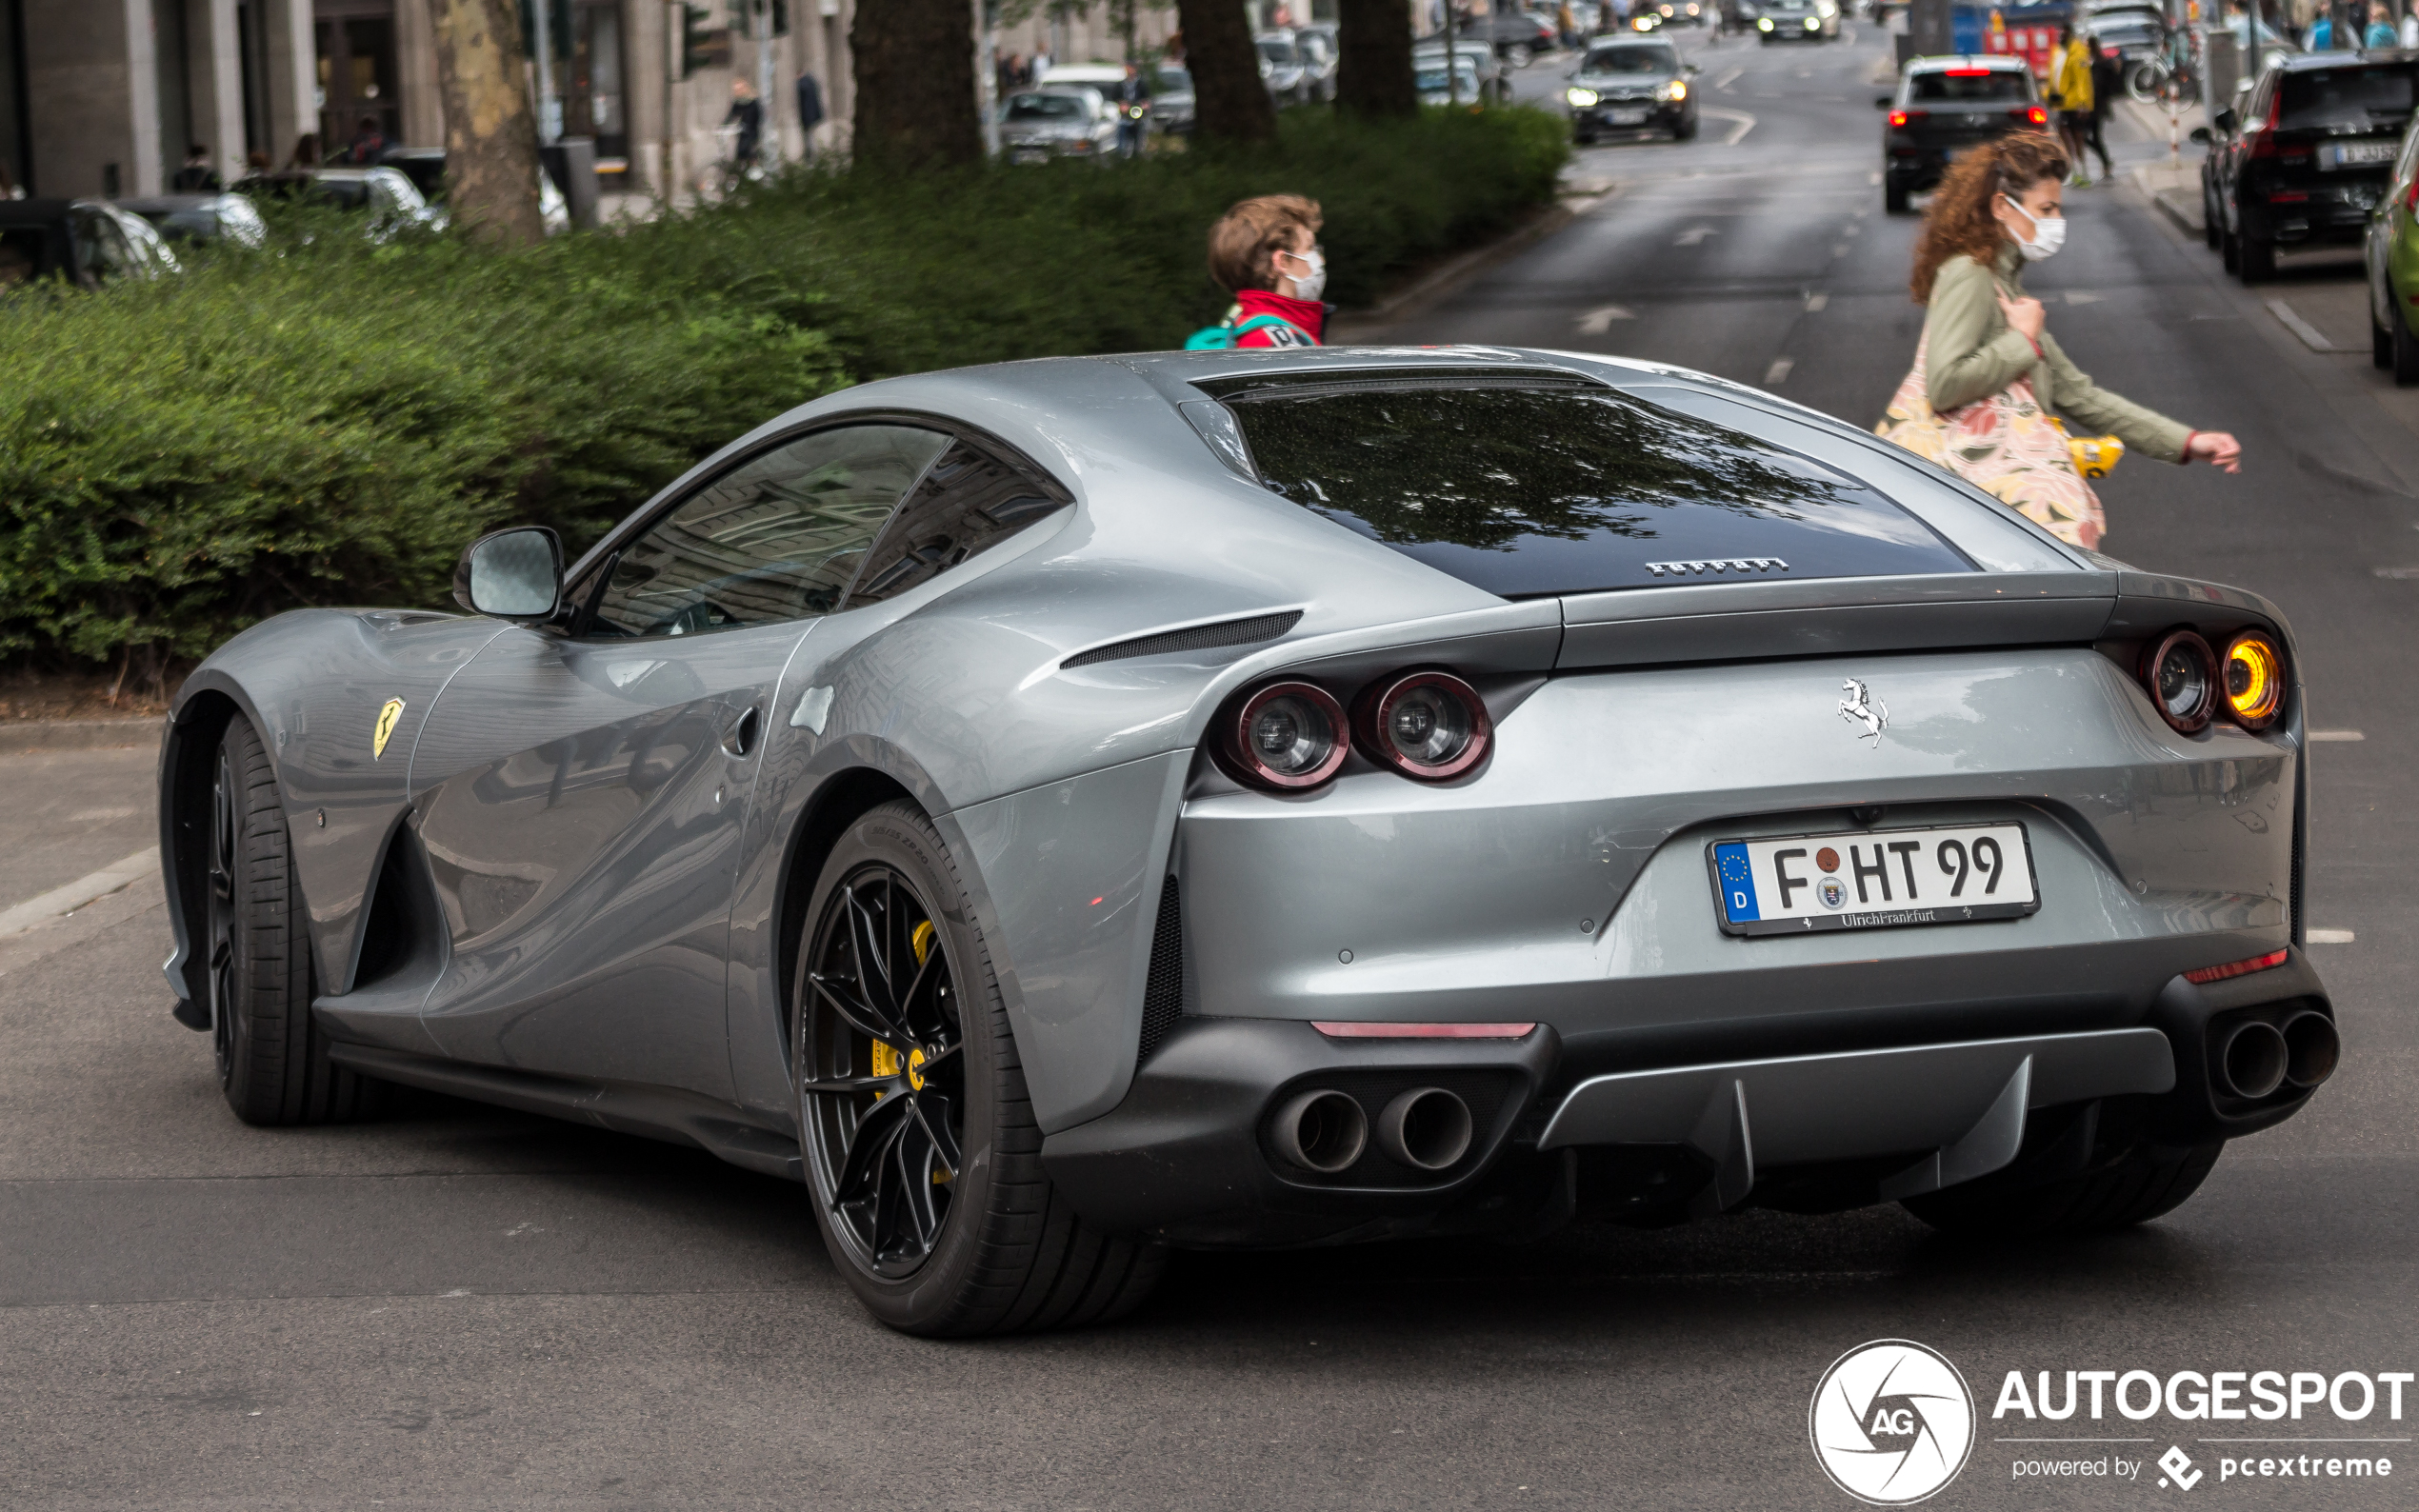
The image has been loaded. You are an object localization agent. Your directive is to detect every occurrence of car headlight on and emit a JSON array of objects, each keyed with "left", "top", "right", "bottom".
[
  {"left": 1664, "top": 79, "right": 1689, "bottom": 101},
  {"left": 1354, "top": 671, "right": 1492, "bottom": 781},
  {"left": 1632, "top": 13, "right": 1655, "bottom": 27},
  {"left": 2139, "top": 629, "right": 2218, "bottom": 734},
  {"left": 2223, "top": 630, "right": 2287, "bottom": 730},
  {"left": 1804, "top": 14, "right": 1821, "bottom": 27},
  {"left": 1568, "top": 86, "right": 1601, "bottom": 106},
  {"left": 1218, "top": 681, "right": 1351, "bottom": 790},
  {"left": 1660, "top": 4, "right": 1675, "bottom": 14},
  {"left": 1758, "top": 16, "right": 1774, "bottom": 29}
]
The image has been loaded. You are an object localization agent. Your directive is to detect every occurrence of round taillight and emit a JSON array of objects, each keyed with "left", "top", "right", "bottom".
[
  {"left": 1220, "top": 681, "right": 1349, "bottom": 790},
  {"left": 2140, "top": 629, "right": 2218, "bottom": 734},
  {"left": 1354, "top": 670, "right": 1491, "bottom": 781},
  {"left": 2222, "top": 630, "right": 2286, "bottom": 731}
]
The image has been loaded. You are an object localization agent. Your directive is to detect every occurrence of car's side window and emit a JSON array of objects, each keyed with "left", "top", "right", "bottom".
[
  {"left": 584, "top": 424, "right": 951, "bottom": 639},
  {"left": 842, "top": 439, "right": 1070, "bottom": 611}
]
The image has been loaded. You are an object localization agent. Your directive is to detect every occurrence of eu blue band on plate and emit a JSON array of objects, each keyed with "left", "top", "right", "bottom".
[{"left": 1714, "top": 842, "right": 1758, "bottom": 922}]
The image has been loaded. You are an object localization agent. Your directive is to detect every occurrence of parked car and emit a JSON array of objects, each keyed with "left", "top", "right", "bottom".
[
  {"left": 1149, "top": 64, "right": 1196, "bottom": 134},
  {"left": 1637, "top": 0, "right": 1714, "bottom": 29},
  {"left": 2363, "top": 113, "right": 2419, "bottom": 378},
  {"left": 999, "top": 87, "right": 1121, "bottom": 162},
  {"left": 237, "top": 167, "right": 449, "bottom": 239},
  {"left": 1294, "top": 24, "right": 1341, "bottom": 101},
  {"left": 1460, "top": 9, "right": 1560, "bottom": 66},
  {"left": 115, "top": 192, "right": 268, "bottom": 249},
  {"left": 366, "top": 149, "right": 573, "bottom": 234},
  {"left": 2203, "top": 51, "right": 2419, "bottom": 283},
  {"left": 1757, "top": 0, "right": 1841, "bottom": 41},
  {"left": 1417, "top": 55, "right": 1488, "bottom": 107},
  {"left": 1413, "top": 40, "right": 1510, "bottom": 103},
  {"left": 0, "top": 197, "right": 179, "bottom": 290},
  {"left": 165, "top": 345, "right": 2336, "bottom": 1337},
  {"left": 1256, "top": 31, "right": 1311, "bottom": 102},
  {"left": 1567, "top": 37, "right": 1701, "bottom": 142},
  {"left": 2083, "top": 10, "right": 2166, "bottom": 72},
  {"left": 1878, "top": 55, "right": 2046, "bottom": 213}
]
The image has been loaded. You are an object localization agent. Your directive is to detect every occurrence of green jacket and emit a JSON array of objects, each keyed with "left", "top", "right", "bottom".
[{"left": 1923, "top": 246, "right": 2192, "bottom": 463}]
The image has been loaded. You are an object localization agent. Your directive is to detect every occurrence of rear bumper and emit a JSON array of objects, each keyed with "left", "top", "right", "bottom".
[{"left": 1040, "top": 951, "right": 2332, "bottom": 1245}]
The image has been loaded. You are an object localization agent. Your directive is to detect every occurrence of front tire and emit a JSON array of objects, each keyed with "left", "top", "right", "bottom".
[
  {"left": 2390, "top": 307, "right": 2419, "bottom": 386},
  {"left": 1885, "top": 179, "right": 1910, "bottom": 214},
  {"left": 209, "top": 714, "right": 384, "bottom": 1124},
  {"left": 2238, "top": 233, "right": 2275, "bottom": 284},
  {"left": 792, "top": 801, "right": 1165, "bottom": 1336},
  {"left": 1903, "top": 1140, "right": 2222, "bottom": 1238}
]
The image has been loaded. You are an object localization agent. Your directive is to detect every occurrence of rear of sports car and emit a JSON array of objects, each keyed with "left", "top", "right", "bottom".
[{"left": 1044, "top": 361, "right": 2332, "bottom": 1247}]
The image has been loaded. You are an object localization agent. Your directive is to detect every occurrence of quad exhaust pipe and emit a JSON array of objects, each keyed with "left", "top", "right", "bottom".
[
  {"left": 2212, "top": 1012, "right": 2341, "bottom": 1102},
  {"left": 2282, "top": 1009, "right": 2340, "bottom": 1091},
  {"left": 1270, "top": 1085, "right": 1476, "bottom": 1174}
]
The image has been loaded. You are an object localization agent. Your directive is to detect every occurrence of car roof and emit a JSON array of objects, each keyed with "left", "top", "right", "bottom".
[
  {"left": 1037, "top": 64, "right": 1124, "bottom": 83},
  {"left": 2273, "top": 48, "right": 2419, "bottom": 69}
]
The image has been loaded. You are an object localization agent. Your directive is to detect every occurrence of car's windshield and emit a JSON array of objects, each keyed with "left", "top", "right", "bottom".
[
  {"left": 1006, "top": 91, "right": 1087, "bottom": 119},
  {"left": 2089, "top": 21, "right": 2161, "bottom": 44},
  {"left": 1909, "top": 70, "right": 2032, "bottom": 102},
  {"left": 1156, "top": 67, "right": 1192, "bottom": 91},
  {"left": 1213, "top": 379, "right": 1973, "bottom": 597},
  {"left": 2280, "top": 66, "right": 2418, "bottom": 130},
  {"left": 1258, "top": 39, "right": 1299, "bottom": 64},
  {"left": 1584, "top": 45, "right": 1679, "bottom": 72},
  {"left": 1417, "top": 64, "right": 1482, "bottom": 90}
]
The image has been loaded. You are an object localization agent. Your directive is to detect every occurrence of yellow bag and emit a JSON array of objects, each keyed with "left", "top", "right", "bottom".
[{"left": 2047, "top": 416, "right": 2125, "bottom": 480}]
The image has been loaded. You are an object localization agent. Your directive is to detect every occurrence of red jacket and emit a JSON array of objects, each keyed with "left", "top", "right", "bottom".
[{"left": 1232, "top": 288, "right": 1326, "bottom": 348}]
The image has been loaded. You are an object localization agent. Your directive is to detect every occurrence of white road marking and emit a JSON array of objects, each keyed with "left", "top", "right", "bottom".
[
  {"left": 1805, "top": 291, "right": 1829, "bottom": 311},
  {"left": 0, "top": 847, "right": 160, "bottom": 940},
  {"left": 69, "top": 807, "right": 138, "bottom": 822},
  {"left": 1831, "top": 243, "right": 1849, "bottom": 257},
  {"left": 1765, "top": 356, "right": 1795, "bottom": 385},
  {"left": 1699, "top": 107, "right": 1756, "bottom": 145},
  {"left": 2065, "top": 290, "right": 2104, "bottom": 305},
  {"left": 1869, "top": 170, "right": 1883, "bottom": 185},
  {"left": 2266, "top": 298, "right": 2338, "bottom": 352},
  {"left": 2308, "top": 928, "right": 2357, "bottom": 944},
  {"left": 1575, "top": 304, "right": 1638, "bottom": 333},
  {"left": 2309, "top": 729, "right": 2366, "bottom": 741},
  {"left": 1674, "top": 224, "right": 1717, "bottom": 246},
  {"left": 1713, "top": 65, "right": 1744, "bottom": 90},
  {"left": 2376, "top": 566, "right": 2419, "bottom": 579}
]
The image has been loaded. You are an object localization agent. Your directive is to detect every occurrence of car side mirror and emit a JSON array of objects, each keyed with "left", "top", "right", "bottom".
[
  {"left": 2212, "top": 106, "right": 2237, "bottom": 132},
  {"left": 454, "top": 527, "right": 564, "bottom": 621},
  {"left": 1688, "top": 62, "right": 1702, "bottom": 74},
  {"left": 1874, "top": 93, "right": 1894, "bottom": 109},
  {"left": 2189, "top": 125, "right": 2212, "bottom": 144}
]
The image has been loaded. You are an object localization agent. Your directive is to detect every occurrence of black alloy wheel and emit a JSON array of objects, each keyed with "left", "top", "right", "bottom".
[
  {"left": 796, "top": 860, "right": 967, "bottom": 1279},
  {"left": 791, "top": 801, "right": 1165, "bottom": 1335}
]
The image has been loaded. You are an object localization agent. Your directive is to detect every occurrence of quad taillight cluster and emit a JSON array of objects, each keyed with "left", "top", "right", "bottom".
[
  {"left": 1213, "top": 670, "right": 1492, "bottom": 792},
  {"left": 2138, "top": 627, "right": 2287, "bottom": 735}
]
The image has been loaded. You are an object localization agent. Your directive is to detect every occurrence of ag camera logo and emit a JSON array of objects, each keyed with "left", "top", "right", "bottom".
[{"left": 1810, "top": 1340, "right": 1977, "bottom": 1504}]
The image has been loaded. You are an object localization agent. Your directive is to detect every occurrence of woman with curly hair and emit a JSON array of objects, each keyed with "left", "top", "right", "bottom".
[{"left": 1879, "top": 132, "right": 2239, "bottom": 547}]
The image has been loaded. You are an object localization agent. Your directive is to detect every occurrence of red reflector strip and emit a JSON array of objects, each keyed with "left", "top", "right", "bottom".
[
  {"left": 1312, "top": 1022, "right": 1537, "bottom": 1040},
  {"left": 2269, "top": 190, "right": 2310, "bottom": 203},
  {"left": 1945, "top": 67, "right": 1991, "bottom": 74},
  {"left": 2183, "top": 948, "right": 2289, "bottom": 985}
]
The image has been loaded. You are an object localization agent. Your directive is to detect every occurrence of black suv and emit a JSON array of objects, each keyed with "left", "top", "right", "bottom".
[
  {"left": 1876, "top": 56, "right": 2047, "bottom": 214},
  {"left": 2202, "top": 52, "right": 2419, "bottom": 283}
]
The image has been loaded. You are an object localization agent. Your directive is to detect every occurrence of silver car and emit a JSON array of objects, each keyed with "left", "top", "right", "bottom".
[
  {"left": 998, "top": 86, "right": 1119, "bottom": 162},
  {"left": 161, "top": 347, "right": 2335, "bottom": 1337},
  {"left": 1256, "top": 31, "right": 1310, "bottom": 103}
]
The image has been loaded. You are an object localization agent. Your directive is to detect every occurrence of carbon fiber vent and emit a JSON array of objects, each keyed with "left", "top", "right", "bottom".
[
  {"left": 1062, "top": 610, "right": 1302, "bottom": 669},
  {"left": 1136, "top": 879, "right": 1184, "bottom": 1064}
]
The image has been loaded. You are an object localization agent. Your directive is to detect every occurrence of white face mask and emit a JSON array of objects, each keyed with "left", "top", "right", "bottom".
[
  {"left": 2003, "top": 195, "right": 2068, "bottom": 262},
  {"left": 1281, "top": 248, "right": 1328, "bottom": 300}
]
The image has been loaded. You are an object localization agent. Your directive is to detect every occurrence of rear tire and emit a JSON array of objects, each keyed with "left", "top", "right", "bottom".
[
  {"left": 2375, "top": 310, "right": 2395, "bottom": 369},
  {"left": 792, "top": 801, "right": 1165, "bottom": 1336},
  {"left": 2390, "top": 308, "right": 2419, "bottom": 386},
  {"left": 1672, "top": 114, "right": 1698, "bottom": 141},
  {"left": 2202, "top": 188, "right": 2223, "bottom": 249},
  {"left": 2221, "top": 223, "right": 2240, "bottom": 272},
  {"left": 2237, "top": 234, "right": 2275, "bottom": 284},
  {"left": 1903, "top": 1140, "right": 2222, "bottom": 1238},
  {"left": 209, "top": 715, "right": 385, "bottom": 1124}
]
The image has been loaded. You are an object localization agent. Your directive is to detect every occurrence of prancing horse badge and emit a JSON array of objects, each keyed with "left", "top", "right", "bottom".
[
  {"left": 1837, "top": 679, "right": 1887, "bottom": 746},
  {"left": 372, "top": 698, "right": 405, "bottom": 760}
]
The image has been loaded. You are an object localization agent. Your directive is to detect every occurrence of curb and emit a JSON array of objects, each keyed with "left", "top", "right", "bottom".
[
  {"left": 2129, "top": 163, "right": 2205, "bottom": 237},
  {"left": 1330, "top": 195, "right": 1595, "bottom": 342},
  {"left": 1, "top": 718, "right": 164, "bottom": 754}
]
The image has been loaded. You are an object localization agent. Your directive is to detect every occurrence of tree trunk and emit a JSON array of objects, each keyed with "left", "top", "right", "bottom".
[
  {"left": 853, "top": 0, "right": 985, "bottom": 169},
  {"left": 1335, "top": 0, "right": 1417, "bottom": 117},
  {"left": 1175, "top": 0, "right": 1277, "bottom": 143},
  {"left": 428, "top": 0, "right": 547, "bottom": 247}
]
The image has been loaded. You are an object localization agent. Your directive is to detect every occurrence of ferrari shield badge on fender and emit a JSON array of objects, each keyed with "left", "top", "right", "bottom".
[{"left": 372, "top": 698, "right": 405, "bottom": 759}]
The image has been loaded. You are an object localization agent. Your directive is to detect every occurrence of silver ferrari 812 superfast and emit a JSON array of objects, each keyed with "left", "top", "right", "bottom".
[{"left": 159, "top": 346, "right": 2334, "bottom": 1334}]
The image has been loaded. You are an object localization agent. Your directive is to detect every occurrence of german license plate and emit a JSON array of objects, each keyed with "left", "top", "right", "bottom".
[
  {"left": 1708, "top": 823, "right": 2039, "bottom": 937},
  {"left": 1608, "top": 108, "right": 1649, "bottom": 125},
  {"left": 2325, "top": 141, "right": 2396, "bottom": 169},
  {"left": 1011, "top": 148, "right": 1049, "bottom": 164}
]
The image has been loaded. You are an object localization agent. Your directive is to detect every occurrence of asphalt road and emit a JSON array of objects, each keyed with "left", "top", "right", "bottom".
[{"left": 8, "top": 30, "right": 2419, "bottom": 1509}]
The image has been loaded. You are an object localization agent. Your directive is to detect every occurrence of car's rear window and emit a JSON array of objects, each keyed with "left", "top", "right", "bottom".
[
  {"left": 2281, "top": 66, "right": 2418, "bottom": 131},
  {"left": 1909, "top": 70, "right": 2031, "bottom": 103},
  {"left": 1212, "top": 378, "right": 1974, "bottom": 597}
]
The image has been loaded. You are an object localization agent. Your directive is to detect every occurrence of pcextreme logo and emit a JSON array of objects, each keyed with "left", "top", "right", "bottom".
[{"left": 1810, "top": 1340, "right": 1977, "bottom": 1505}]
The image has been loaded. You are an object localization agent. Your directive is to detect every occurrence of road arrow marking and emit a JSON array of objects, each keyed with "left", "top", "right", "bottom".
[
  {"left": 2065, "top": 290, "right": 2105, "bottom": 304},
  {"left": 1674, "top": 225, "right": 1716, "bottom": 246},
  {"left": 1804, "top": 292, "right": 1829, "bottom": 311},
  {"left": 1576, "top": 305, "right": 1638, "bottom": 333},
  {"left": 1699, "top": 108, "right": 1757, "bottom": 146},
  {"left": 1765, "top": 356, "right": 1794, "bottom": 386}
]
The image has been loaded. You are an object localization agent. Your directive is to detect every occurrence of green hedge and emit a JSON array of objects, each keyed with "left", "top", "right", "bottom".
[{"left": 0, "top": 107, "right": 1567, "bottom": 663}]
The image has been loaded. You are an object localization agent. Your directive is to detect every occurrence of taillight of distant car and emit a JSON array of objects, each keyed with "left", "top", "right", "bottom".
[
  {"left": 1353, "top": 671, "right": 1492, "bottom": 782},
  {"left": 1889, "top": 109, "right": 1914, "bottom": 128},
  {"left": 2019, "top": 105, "right": 2048, "bottom": 125},
  {"left": 2139, "top": 629, "right": 2219, "bottom": 734},
  {"left": 2221, "top": 630, "right": 2287, "bottom": 731},
  {"left": 1217, "top": 680, "right": 1352, "bottom": 790}
]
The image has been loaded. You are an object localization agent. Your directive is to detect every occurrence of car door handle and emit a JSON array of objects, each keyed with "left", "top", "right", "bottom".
[{"left": 721, "top": 706, "right": 760, "bottom": 759}]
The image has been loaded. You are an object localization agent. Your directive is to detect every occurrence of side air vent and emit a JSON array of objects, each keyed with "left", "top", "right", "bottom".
[
  {"left": 1136, "top": 879, "right": 1185, "bottom": 1064},
  {"left": 1063, "top": 610, "right": 1303, "bottom": 669}
]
